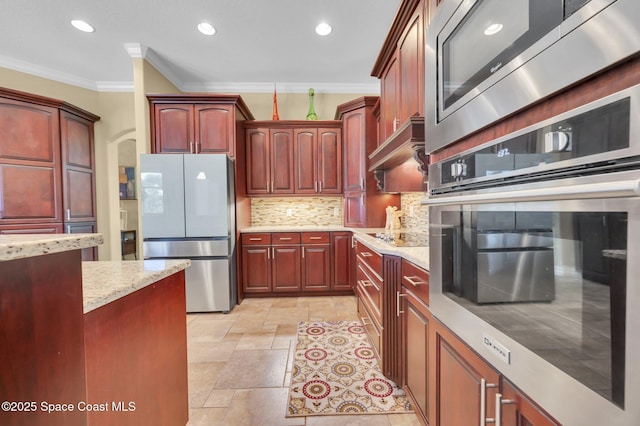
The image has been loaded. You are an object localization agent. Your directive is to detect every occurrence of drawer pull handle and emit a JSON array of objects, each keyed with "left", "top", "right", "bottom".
[
  {"left": 480, "top": 378, "right": 498, "bottom": 426},
  {"left": 361, "top": 252, "right": 373, "bottom": 257},
  {"left": 403, "top": 275, "right": 426, "bottom": 286},
  {"left": 278, "top": 237, "right": 292, "bottom": 241},
  {"left": 249, "top": 237, "right": 263, "bottom": 241},
  {"left": 358, "top": 280, "right": 373, "bottom": 288},
  {"left": 309, "top": 236, "right": 323, "bottom": 240},
  {"left": 397, "top": 292, "right": 406, "bottom": 317}
]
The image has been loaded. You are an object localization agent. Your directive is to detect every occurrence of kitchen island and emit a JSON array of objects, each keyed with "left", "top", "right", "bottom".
[{"left": 0, "top": 234, "right": 191, "bottom": 426}]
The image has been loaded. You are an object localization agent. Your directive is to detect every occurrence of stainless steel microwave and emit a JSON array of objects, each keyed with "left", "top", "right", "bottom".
[{"left": 425, "top": 0, "right": 640, "bottom": 152}]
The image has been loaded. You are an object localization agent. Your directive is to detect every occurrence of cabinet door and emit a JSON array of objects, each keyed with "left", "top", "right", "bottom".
[
  {"left": 294, "top": 128, "right": 318, "bottom": 194},
  {"left": 152, "top": 104, "right": 194, "bottom": 153},
  {"left": 272, "top": 245, "right": 302, "bottom": 291},
  {"left": 343, "top": 111, "right": 366, "bottom": 192},
  {"left": 317, "top": 128, "right": 342, "bottom": 193},
  {"left": 60, "top": 111, "right": 96, "bottom": 223},
  {"left": 0, "top": 98, "right": 62, "bottom": 223},
  {"left": 381, "top": 56, "right": 399, "bottom": 142},
  {"left": 302, "top": 245, "right": 331, "bottom": 291},
  {"left": 401, "top": 287, "right": 431, "bottom": 425},
  {"left": 241, "top": 245, "right": 271, "bottom": 293},
  {"left": 432, "top": 320, "right": 501, "bottom": 426},
  {"left": 245, "top": 128, "right": 270, "bottom": 195},
  {"left": 500, "top": 379, "right": 560, "bottom": 426},
  {"left": 331, "top": 232, "right": 353, "bottom": 290},
  {"left": 270, "top": 128, "right": 295, "bottom": 194},
  {"left": 344, "top": 191, "right": 365, "bottom": 227},
  {"left": 194, "top": 104, "right": 234, "bottom": 155},
  {"left": 398, "top": 8, "right": 424, "bottom": 122}
]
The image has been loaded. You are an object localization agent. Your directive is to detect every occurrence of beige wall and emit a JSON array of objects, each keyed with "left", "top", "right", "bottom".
[{"left": 1, "top": 64, "right": 381, "bottom": 259}]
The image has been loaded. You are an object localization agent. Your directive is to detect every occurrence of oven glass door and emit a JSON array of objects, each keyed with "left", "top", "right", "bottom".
[{"left": 429, "top": 175, "right": 640, "bottom": 416}]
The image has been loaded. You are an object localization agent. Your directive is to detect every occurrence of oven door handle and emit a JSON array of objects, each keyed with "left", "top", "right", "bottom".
[{"left": 425, "top": 179, "right": 640, "bottom": 206}]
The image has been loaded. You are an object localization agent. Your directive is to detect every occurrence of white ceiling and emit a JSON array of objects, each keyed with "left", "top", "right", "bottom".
[{"left": 0, "top": 0, "right": 402, "bottom": 93}]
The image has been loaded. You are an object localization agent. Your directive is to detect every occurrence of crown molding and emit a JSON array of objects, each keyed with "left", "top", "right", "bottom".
[
  {"left": 0, "top": 54, "right": 98, "bottom": 91},
  {"left": 181, "top": 81, "right": 380, "bottom": 94}
]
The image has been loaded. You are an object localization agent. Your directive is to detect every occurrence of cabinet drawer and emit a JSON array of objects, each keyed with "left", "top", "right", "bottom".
[
  {"left": 301, "top": 232, "right": 330, "bottom": 244},
  {"left": 356, "top": 241, "right": 383, "bottom": 279},
  {"left": 357, "top": 263, "right": 381, "bottom": 322},
  {"left": 272, "top": 232, "right": 301, "bottom": 245},
  {"left": 357, "top": 293, "right": 382, "bottom": 361},
  {"left": 241, "top": 233, "right": 271, "bottom": 245},
  {"left": 401, "top": 259, "right": 430, "bottom": 305}
]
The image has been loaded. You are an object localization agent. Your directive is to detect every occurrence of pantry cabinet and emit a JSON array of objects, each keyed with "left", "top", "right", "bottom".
[
  {"left": 148, "top": 94, "right": 254, "bottom": 157},
  {"left": 0, "top": 88, "right": 99, "bottom": 247}
]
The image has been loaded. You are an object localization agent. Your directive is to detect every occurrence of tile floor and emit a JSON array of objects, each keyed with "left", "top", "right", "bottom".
[{"left": 186, "top": 295, "right": 421, "bottom": 426}]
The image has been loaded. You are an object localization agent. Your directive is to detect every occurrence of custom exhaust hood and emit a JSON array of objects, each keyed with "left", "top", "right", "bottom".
[{"left": 368, "top": 115, "right": 428, "bottom": 193}]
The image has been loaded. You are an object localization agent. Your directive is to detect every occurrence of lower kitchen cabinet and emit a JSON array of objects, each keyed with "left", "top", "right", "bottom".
[
  {"left": 331, "top": 231, "right": 353, "bottom": 290},
  {"left": 431, "top": 319, "right": 501, "bottom": 426},
  {"left": 241, "top": 231, "right": 353, "bottom": 296},
  {"left": 301, "top": 232, "right": 331, "bottom": 291},
  {"left": 500, "top": 379, "right": 560, "bottom": 426},
  {"left": 400, "top": 287, "right": 431, "bottom": 425}
]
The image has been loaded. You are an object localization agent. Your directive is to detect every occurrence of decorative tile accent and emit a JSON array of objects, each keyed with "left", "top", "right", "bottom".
[
  {"left": 250, "top": 197, "right": 343, "bottom": 227},
  {"left": 401, "top": 192, "right": 429, "bottom": 235}
]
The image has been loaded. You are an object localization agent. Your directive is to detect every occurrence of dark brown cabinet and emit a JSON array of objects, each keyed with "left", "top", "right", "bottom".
[
  {"left": 245, "top": 127, "right": 295, "bottom": 195},
  {"left": 337, "top": 98, "right": 398, "bottom": 228},
  {"left": 272, "top": 233, "right": 302, "bottom": 292},
  {"left": 245, "top": 121, "right": 342, "bottom": 196},
  {"left": 372, "top": 0, "right": 425, "bottom": 144},
  {"left": 0, "top": 88, "right": 99, "bottom": 247},
  {"left": 241, "top": 231, "right": 354, "bottom": 296},
  {"left": 331, "top": 232, "right": 353, "bottom": 290},
  {"left": 148, "top": 95, "right": 254, "bottom": 157},
  {"left": 301, "top": 232, "right": 331, "bottom": 291},
  {"left": 294, "top": 127, "right": 342, "bottom": 194}
]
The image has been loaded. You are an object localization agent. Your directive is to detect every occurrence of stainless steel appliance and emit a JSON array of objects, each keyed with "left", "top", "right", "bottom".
[
  {"left": 140, "top": 154, "right": 237, "bottom": 313},
  {"left": 426, "top": 0, "right": 640, "bottom": 151},
  {"left": 426, "top": 85, "right": 640, "bottom": 425}
]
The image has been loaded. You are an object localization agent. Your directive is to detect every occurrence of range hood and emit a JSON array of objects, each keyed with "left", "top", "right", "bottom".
[{"left": 368, "top": 116, "right": 428, "bottom": 193}]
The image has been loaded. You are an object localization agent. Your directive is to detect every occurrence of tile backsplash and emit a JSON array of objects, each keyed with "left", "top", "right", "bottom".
[
  {"left": 249, "top": 193, "right": 429, "bottom": 233},
  {"left": 250, "top": 197, "right": 343, "bottom": 227}
]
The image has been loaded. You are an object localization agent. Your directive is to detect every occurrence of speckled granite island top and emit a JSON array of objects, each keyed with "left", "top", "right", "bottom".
[
  {"left": 0, "top": 233, "right": 104, "bottom": 261},
  {"left": 82, "top": 259, "right": 191, "bottom": 313}
]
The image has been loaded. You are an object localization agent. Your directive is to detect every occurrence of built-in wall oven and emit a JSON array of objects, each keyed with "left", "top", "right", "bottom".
[
  {"left": 426, "top": 85, "right": 640, "bottom": 425},
  {"left": 426, "top": 0, "right": 640, "bottom": 152}
]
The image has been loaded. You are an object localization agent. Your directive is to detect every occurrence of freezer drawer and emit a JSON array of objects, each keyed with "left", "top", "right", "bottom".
[
  {"left": 185, "top": 258, "right": 235, "bottom": 313},
  {"left": 144, "top": 239, "right": 230, "bottom": 258}
]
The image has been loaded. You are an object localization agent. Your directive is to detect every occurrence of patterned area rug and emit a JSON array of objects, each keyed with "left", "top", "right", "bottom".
[{"left": 286, "top": 320, "right": 413, "bottom": 417}]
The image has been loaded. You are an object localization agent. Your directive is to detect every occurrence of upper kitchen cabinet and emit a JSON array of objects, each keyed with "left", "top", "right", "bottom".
[
  {"left": 0, "top": 88, "right": 99, "bottom": 244},
  {"left": 244, "top": 121, "right": 342, "bottom": 196},
  {"left": 148, "top": 94, "right": 254, "bottom": 157},
  {"left": 294, "top": 125, "right": 342, "bottom": 194},
  {"left": 372, "top": 0, "right": 425, "bottom": 143},
  {"left": 336, "top": 97, "right": 399, "bottom": 228},
  {"left": 369, "top": 0, "right": 428, "bottom": 193}
]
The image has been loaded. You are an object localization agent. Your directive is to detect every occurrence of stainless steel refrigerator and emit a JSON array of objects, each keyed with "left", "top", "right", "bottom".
[{"left": 140, "top": 153, "right": 237, "bottom": 313}]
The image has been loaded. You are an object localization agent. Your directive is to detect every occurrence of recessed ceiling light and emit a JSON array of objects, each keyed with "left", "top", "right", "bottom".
[
  {"left": 71, "top": 19, "right": 95, "bottom": 33},
  {"left": 197, "top": 22, "right": 216, "bottom": 36},
  {"left": 483, "top": 23, "right": 503, "bottom": 36},
  {"left": 315, "top": 22, "right": 332, "bottom": 36}
]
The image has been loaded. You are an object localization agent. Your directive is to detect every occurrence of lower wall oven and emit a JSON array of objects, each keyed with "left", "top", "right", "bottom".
[{"left": 426, "top": 85, "right": 640, "bottom": 425}]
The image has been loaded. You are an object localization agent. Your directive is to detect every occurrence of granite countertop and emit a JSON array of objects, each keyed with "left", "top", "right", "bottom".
[
  {"left": 351, "top": 231, "right": 429, "bottom": 270},
  {"left": 82, "top": 259, "right": 191, "bottom": 313},
  {"left": 240, "top": 226, "right": 429, "bottom": 270},
  {"left": 0, "top": 233, "right": 104, "bottom": 261}
]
